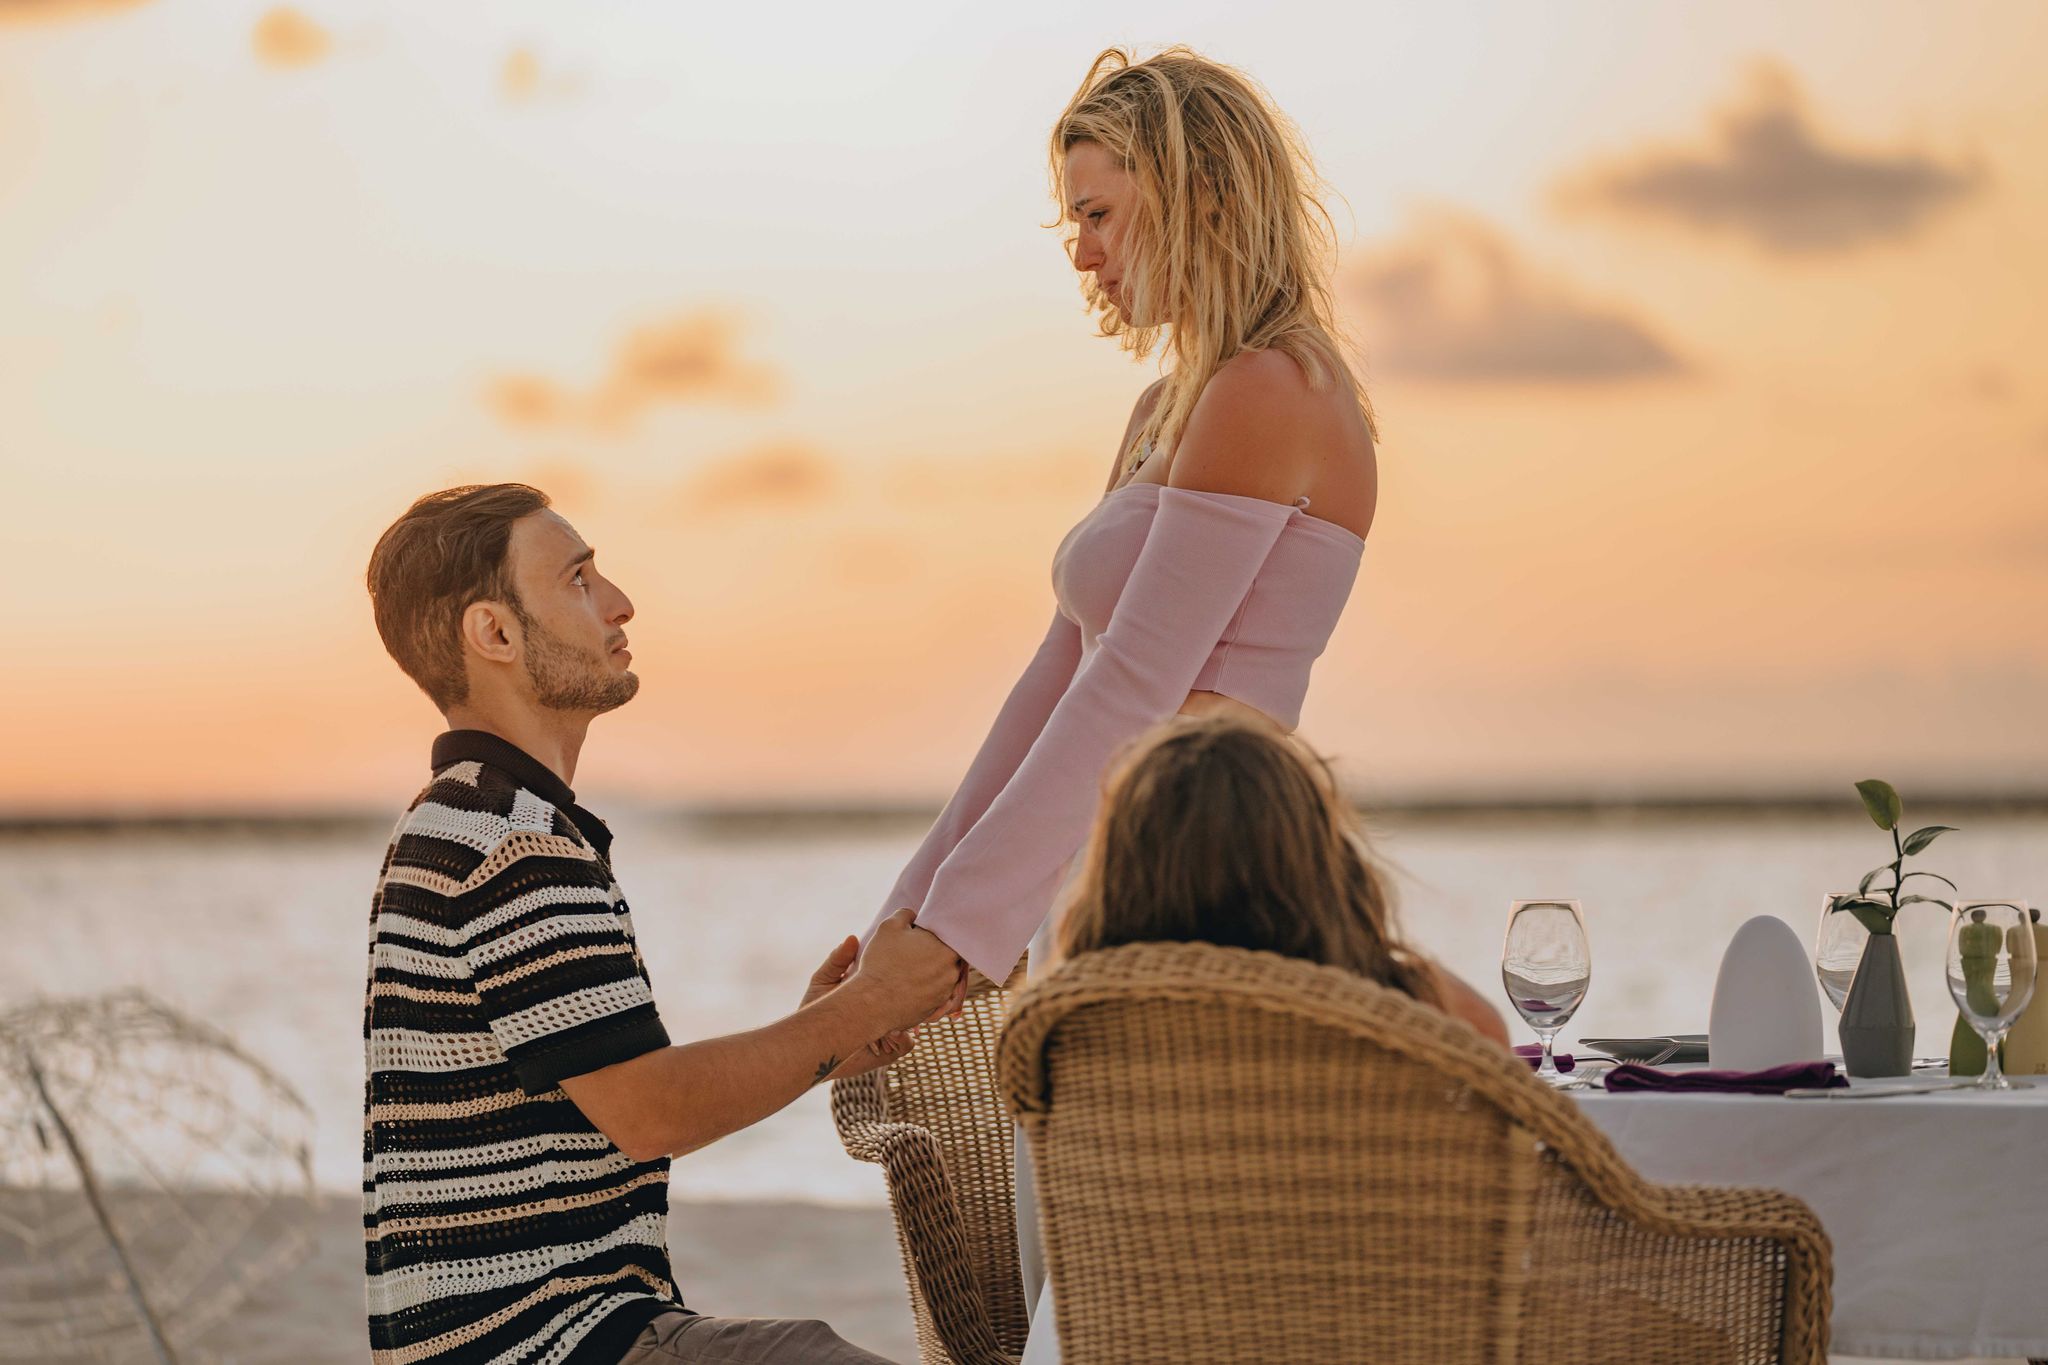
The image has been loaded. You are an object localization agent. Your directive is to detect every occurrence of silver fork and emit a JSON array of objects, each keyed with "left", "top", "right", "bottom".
[{"left": 1558, "top": 1041, "right": 1681, "bottom": 1091}]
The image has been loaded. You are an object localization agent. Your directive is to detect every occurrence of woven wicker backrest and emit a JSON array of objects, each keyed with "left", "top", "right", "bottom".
[
  {"left": 999, "top": 941, "right": 1831, "bottom": 1365},
  {"left": 832, "top": 968, "right": 1029, "bottom": 1364}
]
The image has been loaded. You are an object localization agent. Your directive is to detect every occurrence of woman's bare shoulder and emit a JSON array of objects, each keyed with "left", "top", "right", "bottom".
[
  {"left": 1424, "top": 959, "right": 1512, "bottom": 1048},
  {"left": 1169, "top": 350, "right": 1329, "bottom": 501}
]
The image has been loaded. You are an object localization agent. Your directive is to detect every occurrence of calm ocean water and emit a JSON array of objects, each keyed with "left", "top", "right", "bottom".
[{"left": 3, "top": 810, "right": 2042, "bottom": 1204}]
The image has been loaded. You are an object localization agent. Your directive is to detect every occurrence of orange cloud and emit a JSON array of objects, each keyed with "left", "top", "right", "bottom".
[
  {"left": 0, "top": 0, "right": 152, "bottom": 25},
  {"left": 1343, "top": 209, "right": 1685, "bottom": 382},
  {"left": 679, "top": 443, "right": 837, "bottom": 514},
  {"left": 252, "top": 6, "right": 330, "bottom": 68},
  {"left": 517, "top": 459, "right": 598, "bottom": 511},
  {"left": 503, "top": 48, "right": 540, "bottom": 99},
  {"left": 489, "top": 309, "right": 779, "bottom": 433},
  {"left": 1557, "top": 61, "right": 1984, "bottom": 255},
  {"left": 602, "top": 313, "right": 779, "bottom": 415},
  {"left": 486, "top": 376, "right": 569, "bottom": 427},
  {"left": 501, "top": 46, "right": 584, "bottom": 103}
]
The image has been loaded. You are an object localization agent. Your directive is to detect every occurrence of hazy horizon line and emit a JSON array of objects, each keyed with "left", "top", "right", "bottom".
[{"left": 5, "top": 787, "right": 2045, "bottom": 839}]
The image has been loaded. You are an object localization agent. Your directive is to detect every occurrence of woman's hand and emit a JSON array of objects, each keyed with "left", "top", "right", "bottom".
[
  {"left": 802, "top": 937, "right": 924, "bottom": 1081},
  {"left": 811, "top": 925, "right": 972, "bottom": 1063},
  {"left": 801, "top": 935, "right": 863, "bottom": 1009}
]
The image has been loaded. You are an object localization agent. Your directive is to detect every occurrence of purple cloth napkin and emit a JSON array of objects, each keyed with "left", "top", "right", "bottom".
[
  {"left": 1512, "top": 1044, "right": 1574, "bottom": 1073},
  {"left": 1602, "top": 1060, "right": 1846, "bottom": 1094}
]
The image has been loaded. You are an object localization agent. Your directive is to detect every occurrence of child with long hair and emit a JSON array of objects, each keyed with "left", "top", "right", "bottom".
[
  {"left": 1014, "top": 714, "right": 1509, "bottom": 1361},
  {"left": 1055, "top": 713, "right": 1508, "bottom": 1043}
]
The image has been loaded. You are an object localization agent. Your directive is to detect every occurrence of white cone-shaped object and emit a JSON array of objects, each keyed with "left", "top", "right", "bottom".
[{"left": 1709, "top": 915, "right": 1824, "bottom": 1070}]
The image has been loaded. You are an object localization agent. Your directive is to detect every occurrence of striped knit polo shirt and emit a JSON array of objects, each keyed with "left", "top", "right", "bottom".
[{"left": 363, "top": 730, "right": 681, "bottom": 1365}]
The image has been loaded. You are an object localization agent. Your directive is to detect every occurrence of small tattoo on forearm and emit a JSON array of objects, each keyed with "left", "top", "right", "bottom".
[{"left": 813, "top": 1057, "right": 839, "bottom": 1085}]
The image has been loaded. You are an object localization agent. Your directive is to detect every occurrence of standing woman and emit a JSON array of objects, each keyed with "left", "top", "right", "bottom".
[
  {"left": 865, "top": 41, "right": 1378, "bottom": 1328},
  {"left": 869, "top": 44, "right": 1379, "bottom": 989}
]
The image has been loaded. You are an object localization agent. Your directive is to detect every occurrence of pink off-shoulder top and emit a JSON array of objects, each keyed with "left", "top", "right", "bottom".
[{"left": 869, "top": 480, "right": 1365, "bottom": 982}]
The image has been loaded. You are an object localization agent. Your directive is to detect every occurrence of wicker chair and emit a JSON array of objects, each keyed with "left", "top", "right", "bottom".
[
  {"left": 998, "top": 941, "right": 1833, "bottom": 1365},
  {"left": 831, "top": 968, "right": 1029, "bottom": 1365}
]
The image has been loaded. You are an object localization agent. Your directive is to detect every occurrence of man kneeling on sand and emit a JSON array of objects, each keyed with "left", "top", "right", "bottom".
[{"left": 362, "top": 483, "right": 963, "bottom": 1365}]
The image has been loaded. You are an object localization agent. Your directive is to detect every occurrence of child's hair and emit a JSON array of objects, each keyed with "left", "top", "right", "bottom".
[{"left": 1055, "top": 713, "right": 1438, "bottom": 1004}]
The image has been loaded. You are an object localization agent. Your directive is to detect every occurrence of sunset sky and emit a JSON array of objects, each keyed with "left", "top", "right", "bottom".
[{"left": 3, "top": 0, "right": 2045, "bottom": 809}]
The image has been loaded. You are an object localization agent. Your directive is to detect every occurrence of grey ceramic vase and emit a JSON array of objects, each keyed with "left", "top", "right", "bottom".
[{"left": 1840, "top": 931, "right": 1915, "bottom": 1077}]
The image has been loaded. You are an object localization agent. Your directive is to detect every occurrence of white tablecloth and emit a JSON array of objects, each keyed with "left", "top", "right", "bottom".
[{"left": 1573, "top": 1078, "right": 2048, "bottom": 1361}]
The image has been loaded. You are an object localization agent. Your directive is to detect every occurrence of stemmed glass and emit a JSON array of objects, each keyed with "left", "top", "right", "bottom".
[
  {"left": 1946, "top": 899, "right": 2037, "bottom": 1091},
  {"left": 1815, "top": 892, "right": 1871, "bottom": 1013},
  {"left": 1502, "top": 900, "right": 1590, "bottom": 1087}
]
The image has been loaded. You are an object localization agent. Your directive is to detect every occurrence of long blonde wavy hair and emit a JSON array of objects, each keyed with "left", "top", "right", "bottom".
[
  {"left": 1051, "top": 47, "right": 1378, "bottom": 472},
  {"left": 1054, "top": 713, "right": 1438, "bottom": 1004}
]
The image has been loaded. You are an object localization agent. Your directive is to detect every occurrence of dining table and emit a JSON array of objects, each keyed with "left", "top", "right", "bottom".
[{"left": 1568, "top": 1070, "right": 2048, "bottom": 1361}]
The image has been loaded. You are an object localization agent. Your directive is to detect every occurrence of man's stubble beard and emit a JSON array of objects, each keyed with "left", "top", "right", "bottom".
[{"left": 518, "top": 611, "right": 639, "bottom": 714}]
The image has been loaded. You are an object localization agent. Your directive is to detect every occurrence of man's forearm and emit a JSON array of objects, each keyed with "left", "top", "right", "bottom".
[{"left": 630, "top": 986, "right": 888, "bottom": 1162}]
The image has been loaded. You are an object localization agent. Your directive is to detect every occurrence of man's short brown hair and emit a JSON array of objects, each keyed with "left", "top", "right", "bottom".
[{"left": 367, "top": 484, "right": 551, "bottom": 710}]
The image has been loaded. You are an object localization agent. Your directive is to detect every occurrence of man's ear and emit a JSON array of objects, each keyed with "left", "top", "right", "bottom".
[{"left": 460, "top": 600, "right": 521, "bottom": 668}]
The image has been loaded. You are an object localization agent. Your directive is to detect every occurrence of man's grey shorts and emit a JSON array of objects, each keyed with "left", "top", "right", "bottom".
[{"left": 616, "top": 1310, "right": 894, "bottom": 1364}]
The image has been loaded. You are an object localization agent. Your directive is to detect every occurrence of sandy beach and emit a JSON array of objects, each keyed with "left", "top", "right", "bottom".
[
  {"left": 6, "top": 1189, "right": 2029, "bottom": 1364},
  {"left": 5, "top": 1194, "right": 916, "bottom": 1365}
]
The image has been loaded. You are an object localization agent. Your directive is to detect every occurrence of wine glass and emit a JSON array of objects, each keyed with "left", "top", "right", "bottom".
[
  {"left": 1815, "top": 892, "right": 1871, "bottom": 1012},
  {"left": 1502, "top": 900, "right": 1590, "bottom": 1086},
  {"left": 1946, "top": 899, "right": 2037, "bottom": 1091}
]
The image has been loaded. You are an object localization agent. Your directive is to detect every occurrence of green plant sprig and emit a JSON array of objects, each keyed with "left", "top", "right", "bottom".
[{"left": 1830, "top": 779, "right": 1957, "bottom": 935}]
